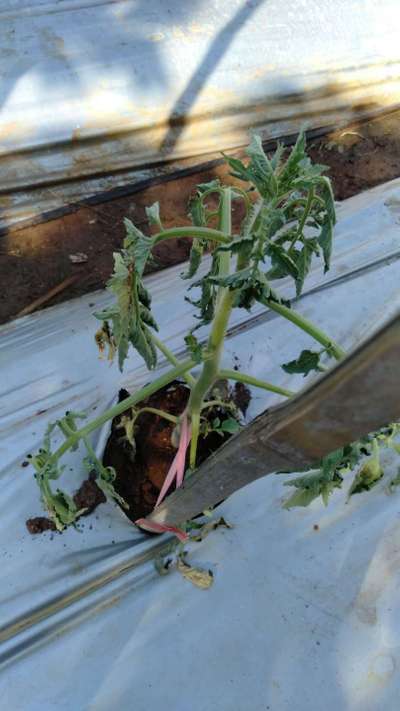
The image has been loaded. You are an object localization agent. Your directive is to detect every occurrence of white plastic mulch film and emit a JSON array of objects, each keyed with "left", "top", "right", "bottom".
[
  {"left": 1, "top": 0, "right": 400, "bottom": 230},
  {"left": 1, "top": 179, "right": 400, "bottom": 709}
]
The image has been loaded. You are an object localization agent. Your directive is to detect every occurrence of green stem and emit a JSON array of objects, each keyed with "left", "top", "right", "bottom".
[
  {"left": 151, "top": 333, "right": 195, "bottom": 386},
  {"left": 153, "top": 226, "right": 230, "bottom": 246},
  {"left": 49, "top": 358, "right": 196, "bottom": 464},
  {"left": 219, "top": 369, "right": 295, "bottom": 398},
  {"left": 266, "top": 300, "right": 346, "bottom": 361},
  {"left": 128, "top": 407, "right": 178, "bottom": 426},
  {"left": 188, "top": 187, "right": 233, "bottom": 468},
  {"left": 201, "top": 399, "right": 237, "bottom": 412}
]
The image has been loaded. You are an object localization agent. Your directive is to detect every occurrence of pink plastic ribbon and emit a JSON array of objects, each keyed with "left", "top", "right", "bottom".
[{"left": 154, "top": 413, "right": 191, "bottom": 507}]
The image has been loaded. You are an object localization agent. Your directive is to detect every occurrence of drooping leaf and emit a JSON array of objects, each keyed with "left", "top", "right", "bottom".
[
  {"left": 217, "top": 236, "right": 254, "bottom": 262},
  {"left": 295, "top": 243, "right": 313, "bottom": 295},
  {"left": 348, "top": 447, "right": 383, "bottom": 497},
  {"left": 123, "top": 219, "right": 153, "bottom": 277},
  {"left": 208, "top": 267, "right": 285, "bottom": 311},
  {"left": 186, "top": 252, "right": 220, "bottom": 328},
  {"left": 181, "top": 239, "right": 204, "bottom": 279},
  {"left": 94, "top": 219, "right": 158, "bottom": 371},
  {"left": 267, "top": 242, "right": 299, "bottom": 281},
  {"left": 318, "top": 176, "right": 336, "bottom": 225},
  {"left": 318, "top": 217, "right": 333, "bottom": 272},
  {"left": 282, "top": 349, "right": 323, "bottom": 377}
]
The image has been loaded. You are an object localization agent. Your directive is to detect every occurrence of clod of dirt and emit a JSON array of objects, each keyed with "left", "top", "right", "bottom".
[
  {"left": 233, "top": 381, "right": 252, "bottom": 416},
  {"left": 26, "top": 517, "right": 57, "bottom": 534},
  {"left": 73, "top": 471, "right": 106, "bottom": 515}
]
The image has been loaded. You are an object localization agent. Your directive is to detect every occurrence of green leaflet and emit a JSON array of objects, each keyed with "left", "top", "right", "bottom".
[
  {"left": 283, "top": 447, "right": 347, "bottom": 508},
  {"left": 277, "top": 130, "right": 307, "bottom": 190},
  {"left": 281, "top": 440, "right": 376, "bottom": 509},
  {"left": 95, "top": 220, "right": 158, "bottom": 371},
  {"left": 145, "top": 202, "right": 163, "bottom": 229},
  {"left": 245, "top": 134, "right": 278, "bottom": 198},
  {"left": 282, "top": 349, "right": 323, "bottom": 377},
  {"left": 184, "top": 332, "right": 202, "bottom": 363},
  {"left": 283, "top": 468, "right": 343, "bottom": 509},
  {"left": 223, "top": 135, "right": 277, "bottom": 199},
  {"left": 196, "top": 179, "right": 221, "bottom": 194},
  {"left": 219, "top": 417, "right": 241, "bottom": 434}
]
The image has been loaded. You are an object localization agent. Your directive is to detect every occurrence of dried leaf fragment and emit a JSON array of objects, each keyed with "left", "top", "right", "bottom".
[{"left": 177, "top": 556, "right": 214, "bottom": 589}]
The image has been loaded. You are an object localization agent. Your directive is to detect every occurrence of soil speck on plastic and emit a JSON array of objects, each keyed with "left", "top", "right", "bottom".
[{"left": 26, "top": 517, "right": 56, "bottom": 534}]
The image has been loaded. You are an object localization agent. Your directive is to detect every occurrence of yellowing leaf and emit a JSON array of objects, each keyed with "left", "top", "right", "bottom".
[{"left": 177, "top": 556, "right": 214, "bottom": 589}]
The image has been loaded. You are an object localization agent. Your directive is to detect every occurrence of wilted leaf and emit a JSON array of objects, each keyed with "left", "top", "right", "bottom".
[
  {"left": 295, "top": 244, "right": 313, "bottom": 296},
  {"left": 177, "top": 556, "right": 214, "bottom": 589},
  {"left": 348, "top": 456, "right": 383, "bottom": 497},
  {"left": 181, "top": 239, "right": 204, "bottom": 279},
  {"left": 318, "top": 217, "right": 333, "bottom": 273},
  {"left": 94, "top": 219, "right": 159, "bottom": 371},
  {"left": 190, "top": 517, "right": 233, "bottom": 542}
]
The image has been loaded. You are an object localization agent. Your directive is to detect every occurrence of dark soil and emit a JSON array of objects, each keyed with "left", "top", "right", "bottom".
[
  {"left": 103, "top": 382, "right": 237, "bottom": 522},
  {"left": 73, "top": 471, "right": 106, "bottom": 514},
  {"left": 2, "top": 110, "right": 400, "bottom": 324},
  {"left": 233, "top": 382, "right": 252, "bottom": 417},
  {"left": 26, "top": 517, "right": 57, "bottom": 535}
]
